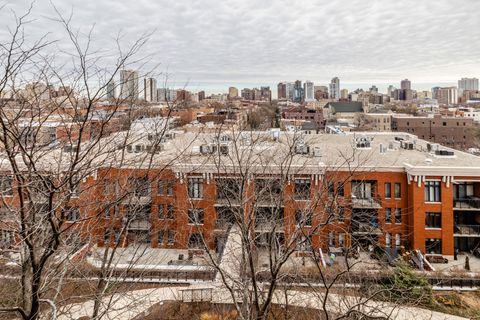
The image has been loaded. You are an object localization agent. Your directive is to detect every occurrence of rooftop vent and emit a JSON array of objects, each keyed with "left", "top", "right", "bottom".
[
  {"left": 394, "top": 136, "right": 404, "bottom": 141},
  {"left": 295, "top": 144, "right": 310, "bottom": 155},
  {"left": 435, "top": 150, "right": 455, "bottom": 156},
  {"left": 400, "top": 141, "right": 414, "bottom": 150},
  {"left": 355, "top": 136, "right": 372, "bottom": 149}
]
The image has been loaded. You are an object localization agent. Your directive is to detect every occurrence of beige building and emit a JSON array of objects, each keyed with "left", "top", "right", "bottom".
[
  {"left": 340, "top": 89, "right": 349, "bottom": 100},
  {"left": 228, "top": 87, "right": 239, "bottom": 99},
  {"left": 365, "top": 113, "right": 393, "bottom": 131}
]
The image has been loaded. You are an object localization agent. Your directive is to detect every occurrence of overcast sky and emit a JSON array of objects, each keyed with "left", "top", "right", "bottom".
[{"left": 1, "top": 0, "right": 480, "bottom": 94}]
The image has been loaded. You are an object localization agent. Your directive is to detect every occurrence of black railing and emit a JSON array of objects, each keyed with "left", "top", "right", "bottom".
[
  {"left": 454, "top": 197, "right": 480, "bottom": 210},
  {"left": 454, "top": 224, "right": 480, "bottom": 236}
]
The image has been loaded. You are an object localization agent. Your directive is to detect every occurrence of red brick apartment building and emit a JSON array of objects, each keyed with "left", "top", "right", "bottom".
[{"left": 1, "top": 130, "right": 480, "bottom": 257}]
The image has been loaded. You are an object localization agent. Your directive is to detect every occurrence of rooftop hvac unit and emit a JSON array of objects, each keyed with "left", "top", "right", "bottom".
[
  {"left": 401, "top": 141, "right": 414, "bottom": 150},
  {"left": 313, "top": 147, "right": 322, "bottom": 157},
  {"left": 126, "top": 145, "right": 133, "bottom": 153},
  {"left": 200, "top": 144, "right": 212, "bottom": 154},
  {"left": 435, "top": 150, "right": 455, "bottom": 156},
  {"left": 219, "top": 144, "right": 229, "bottom": 155},
  {"left": 295, "top": 144, "right": 310, "bottom": 155}
]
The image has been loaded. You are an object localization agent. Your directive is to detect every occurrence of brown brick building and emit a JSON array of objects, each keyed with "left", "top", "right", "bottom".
[{"left": 392, "top": 114, "right": 476, "bottom": 150}]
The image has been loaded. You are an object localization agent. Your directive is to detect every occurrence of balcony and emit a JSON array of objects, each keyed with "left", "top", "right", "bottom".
[
  {"left": 128, "top": 219, "right": 151, "bottom": 231},
  {"left": 351, "top": 196, "right": 382, "bottom": 209},
  {"left": 453, "top": 197, "right": 480, "bottom": 210},
  {"left": 454, "top": 224, "right": 480, "bottom": 237},
  {"left": 215, "top": 219, "right": 234, "bottom": 230},
  {"left": 351, "top": 222, "right": 382, "bottom": 235}
]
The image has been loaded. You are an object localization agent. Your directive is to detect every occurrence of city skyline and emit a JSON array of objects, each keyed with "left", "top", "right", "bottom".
[{"left": 1, "top": 0, "right": 480, "bottom": 92}]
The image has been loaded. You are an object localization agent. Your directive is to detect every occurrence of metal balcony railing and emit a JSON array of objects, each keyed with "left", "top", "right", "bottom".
[
  {"left": 351, "top": 195, "right": 382, "bottom": 209},
  {"left": 454, "top": 224, "right": 480, "bottom": 236},
  {"left": 453, "top": 197, "right": 480, "bottom": 210}
]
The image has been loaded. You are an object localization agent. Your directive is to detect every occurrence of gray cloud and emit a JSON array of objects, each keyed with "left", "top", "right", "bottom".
[{"left": 1, "top": 0, "right": 480, "bottom": 92}]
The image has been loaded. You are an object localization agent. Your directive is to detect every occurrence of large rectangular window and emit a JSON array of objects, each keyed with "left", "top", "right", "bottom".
[
  {"left": 129, "top": 177, "right": 150, "bottom": 197},
  {"left": 295, "top": 179, "right": 311, "bottom": 200},
  {"left": 351, "top": 181, "right": 374, "bottom": 199},
  {"left": 158, "top": 204, "right": 164, "bottom": 219},
  {"left": 425, "top": 238, "right": 442, "bottom": 254},
  {"left": 167, "top": 205, "right": 174, "bottom": 220},
  {"left": 394, "top": 208, "right": 402, "bottom": 224},
  {"left": 384, "top": 182, "right": 391, "bottom": 199},
  {"left": 188, "top": 208, "right": 205, "bottom": 224},
  {"left": 385, "top": 208, "right": 392, "bottom": 224},
  {"left": 425, "top": 212, "right": 441, "bottom": 229},
  {"left": 0, "top": 176, "right": 13, "bottom": 196},
  {"left": 65, "top": 207, "right": 80, "bottom": 222},
  {"left": 394, "top": 183, "right": 401, "bottom": 198},
  {"left": 188, "top": 178, "right": 203, "bottom": 199},
  {"left": 217, "top": 178, "right": 242, "bottom": 200},
  {"left": 424, "top": 181, "right": 441, "bottom": 202},
  {"left": 338, "top": 206, "right": 345, "bottom": 223}
]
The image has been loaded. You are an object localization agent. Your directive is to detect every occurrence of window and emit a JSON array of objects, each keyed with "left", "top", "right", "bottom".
[
  {"left": 385, "top": 233, "right": 391, "bottom": 248},
  {"left": 158, "top": 230, "right": 165, "bottom": 245},
  {"left": 328, "top": 231, "right": 335, "bottom": 247},
  {"left": 338, "top": 206, "right": 345, "bottom": 222},
  {"left": 188, "top": 233, "right": 203, "bottom": 249},
  {"left": 255, "top": 179, "right": 282, "bottom": 201},
  {"left": 188, "top": 178, "right": 203, "bottom": 199},
  {"left": 425, "top": 212, "right": 441, "bottom": 229},
  {"left": 103, "top": 178, "right": 110, "bottom": 195},
  {"left": 129, "top": 177, "right": 150, "bottom": 197},
  {"left": 188, "top": 208, "right": 205, "bottom": 224},
  {"left": 385, "top": 208, "right": 392, "bottom": 224},
  {"left": 295, "top": 210, "right": 312, "bottom": 226},
  {"left": 104, "top": 208, "right": 110, "bottom": 218},
  {"left": 0, "top": 230, "right": 14, "bottom": 248},
  {"left": 167, "top": 230, "right": 175, "bottom": 245},
  {"left": 158, "top": 180, "right": 164, "bottom": 195},
  {"left": 297, "top": 235, "right": 312, "bottom": 251},
  {"left": 65, "top": 207, "right": 80, "bottom": 222},
  {"left": 158, "top": 204, "right": 164, "bottom": 219},
  {"left": 394, "top": 183, "right": 401, "bottom": 198},
  {"left": 337, "top": 183, "right": 344, "bottom": 197},
  {"left": 454, "top": 182, "right": 474, "bottom": 199},
  {"left": 167, "top": 180, "right": 174, "bottom": 196},
  {"left": 0, "top": 176, "right": 12, "bottom": 196},
  {"left": 394, "top": 208, "right": 402, "bottom": 224},
  {"left": 351, "top": 181, "right": 374, "bottom": 199},
  {"left": 395, "top": 234, "right": 401, "bottom": 247},
  {"left": 217, "top": 178, "right": 241, "bottom": 200},
  {"left": 328, "top": 182, "right": 334, "bottom": 197},
  {"left": 425, "top": 181, "right": 441, "bottom": 202},
  {"left": 384, "top": 182, "right": 391, "bottom": 199},
  {"left": 167, "top": 205, "right": 174, "bottom": 219},
  {"left": 339, "top": 233, "right": 345, "bottom": 247},
  {"left": 295, "top": 179, "right": 311, "bottom": 200},
  {"left": 425, "top": 238, "right": 442, "bottom": 254}
]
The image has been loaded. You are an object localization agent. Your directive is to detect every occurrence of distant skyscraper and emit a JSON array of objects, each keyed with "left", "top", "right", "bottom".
[
  {"left": 340, "top": 89, "right": 349, "bottom": 100},
  {"left": 241, "top": 88, "right": 253, "bottom": 100},
  {"left": 436, "top": 87, "right": 458, "bottom": 105},
  {"left": 228, "top": 87, "right": 238, "bottom": 99},
  {"left": 400, "top": 79, "right": 411, "bottom": 90},
  {"left": 294, "top": 80, "right": 304, "bottom": 102},
  {"left": 260, "top": 87, "right": 271, "bottom": 101},
  {"left": 198, "top": 91, "right": 206, "bottom": 101},
  {"left": 106, "top": 80, "right": 115, "bottom": 99},
  {"left": 144, "top": 78, "right": 157, "bottom": 102},
  {"left": 369, "top": 85, "right": 378, "bottom": 93},
  {"left": 458, "top": 78, "right": 479, "bottom": 95},
  {"left": 285, "top": 82, "right": 295, "bottom": 100},
  {"left": 120, "top": 70, "right": 139, "bottom": 100},
  {"left": 303, "top": 81, "right": 314, "bottom": 102},
  {"left": 157, "top": 88, "right": 177, "bottom": 102},
  {"left": 277, "top": 82, "right": 286, "bottom": 99},
  {"left": 329, "top": 77, "right": 340, "bottom": 101},
  {"left": 387, "top": 85, "right": 395, "bottom": 97}
]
